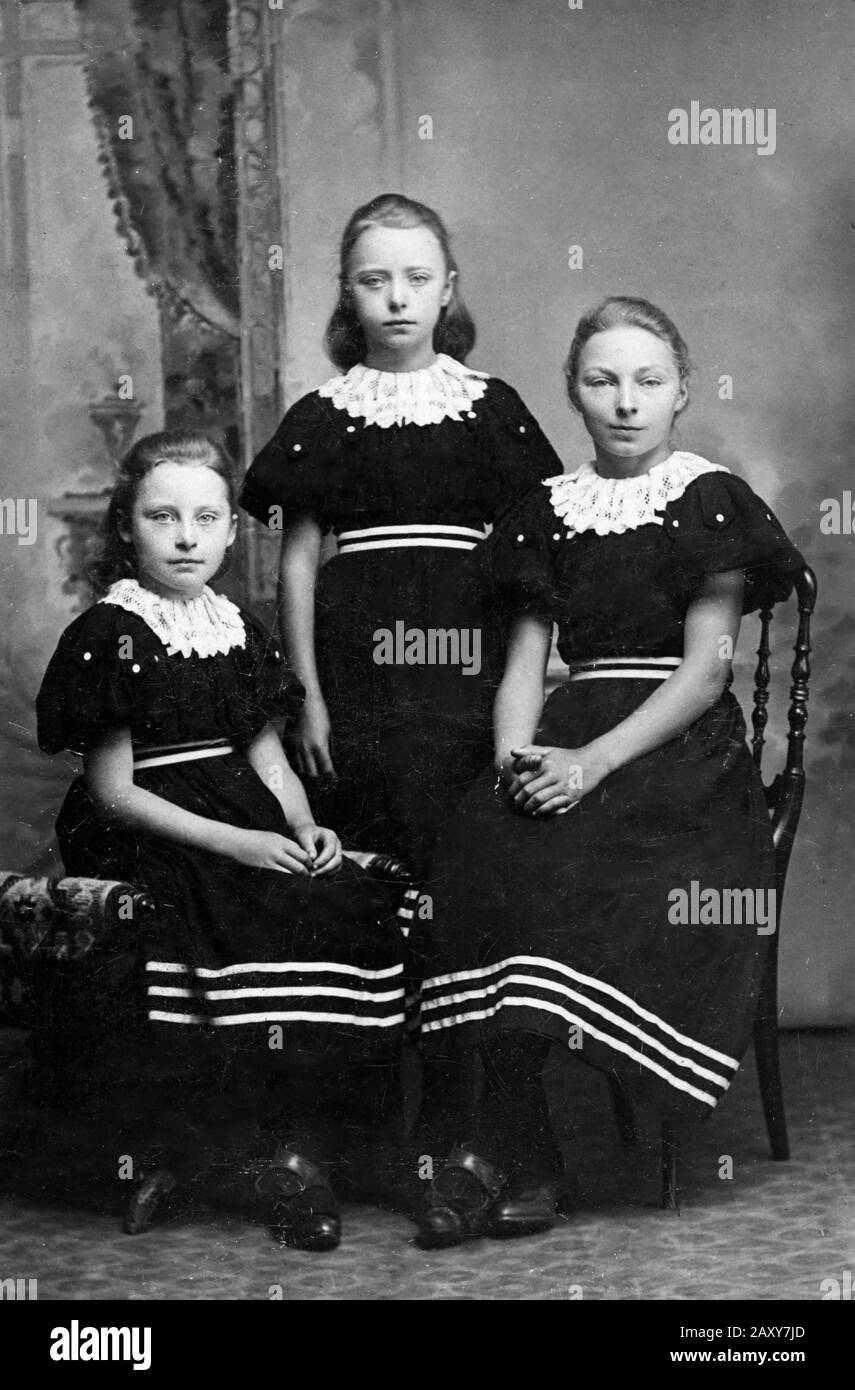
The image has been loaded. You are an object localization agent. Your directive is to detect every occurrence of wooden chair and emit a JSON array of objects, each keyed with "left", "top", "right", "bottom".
[{"left": 608, "top": 564, "right": 818, "bottom": 1210}]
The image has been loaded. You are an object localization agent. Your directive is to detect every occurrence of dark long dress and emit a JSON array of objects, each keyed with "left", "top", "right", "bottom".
[
  {"left": 412, "top": 453, "right": 805, "bottom": 1125},
  {"left": 239, "top": 356, "right": 562, "bottom": 877},
  {"left": 35, "top": 585, "right": 404, "bottom": 1064}
]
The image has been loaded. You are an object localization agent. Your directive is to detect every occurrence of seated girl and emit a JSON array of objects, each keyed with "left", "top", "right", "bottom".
[
  {"left": 410, "top": 296, "right": 806, "bottom": 1247},
  {"left": 36, "top": 430, "right": 405, "bottom": 1252}
]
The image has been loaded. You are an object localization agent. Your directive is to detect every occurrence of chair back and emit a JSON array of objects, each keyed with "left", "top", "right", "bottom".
[{"left": 750, "top": 565, "right": 818, "bottom": 897}]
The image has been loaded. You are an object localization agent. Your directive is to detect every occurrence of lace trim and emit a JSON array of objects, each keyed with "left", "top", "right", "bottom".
[
  {"left": 317, "top": 352, "right": 489, "bottom": 428},
  {"left": 545, "top": 452, "right": 728, "bottom": 536},
  {"left": 100, "top": 579, "right": 246, "bottom": 659}
]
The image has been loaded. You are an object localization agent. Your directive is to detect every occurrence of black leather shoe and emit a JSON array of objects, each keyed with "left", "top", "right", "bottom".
[
  {"left": 124, "top": 1168, "right": 177, "bottom": 1235},
  {"left": 415, "top": 1148, "right": 508, "bottom": 1250},
  {"left": 256, "top": 1149, "right": 341, "bottom": 1252},
  {"left": 486, "top": 1182, "right": 559, "bottom": 1239}
]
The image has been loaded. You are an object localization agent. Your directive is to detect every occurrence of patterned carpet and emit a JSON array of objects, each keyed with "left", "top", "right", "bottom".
[{"left": 1, "top": 1029, "right": 852, "bottom": 1301}]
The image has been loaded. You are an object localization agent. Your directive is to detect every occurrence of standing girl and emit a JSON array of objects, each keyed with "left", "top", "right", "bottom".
[
  {"left": 239, "top": 193, "right": 562, "bottom": 881},
  {"left": 412, "top": 297, "right": 806, "bottom": 1247},
  {"left": 36, "top": 431, "right": 405, "bottom": 1251}
]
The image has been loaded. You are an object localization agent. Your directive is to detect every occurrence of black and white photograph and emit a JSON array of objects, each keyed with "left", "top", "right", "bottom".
[{"left": 0, "top": 0, "right": 853, "bottom": 1327}]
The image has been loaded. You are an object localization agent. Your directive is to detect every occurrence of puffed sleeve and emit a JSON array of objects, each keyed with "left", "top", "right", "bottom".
[
  {"left": 664, "top": 472, "right": 806, "bottom": 612},
  {"left": 36, "top": 605, "right": 147, "bottom": 755},
  {"left": 481, "top": 484, "right": 559, "bottom": 621},
  {"left": 238, "top": 392, "right": 335, "bottom": 532},
  {"left": 232, "top": 610, "right": 306, "bottom": 744},
  {"left": 479, "top": 379, "right": 564, "bottom": 521}
]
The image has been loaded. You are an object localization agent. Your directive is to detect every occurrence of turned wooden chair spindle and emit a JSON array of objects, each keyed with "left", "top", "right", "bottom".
[{"left": 609, "top": 564, "right": 817, "bottom": 1211}]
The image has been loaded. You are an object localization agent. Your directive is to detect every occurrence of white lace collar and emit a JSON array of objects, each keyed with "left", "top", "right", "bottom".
[
  {"left": 317, "top": 352, "right": 489, "bottom": 428},
  {"left": 545, "top": 451, "right": 728, "bottom": 536},
  {"left": 100, "top": 579, "right": 246, "bottom": 659}
]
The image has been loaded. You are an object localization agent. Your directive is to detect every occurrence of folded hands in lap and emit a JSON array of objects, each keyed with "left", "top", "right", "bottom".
[{"left": 501, "top": 745, "right": 609, "bottom": 818}]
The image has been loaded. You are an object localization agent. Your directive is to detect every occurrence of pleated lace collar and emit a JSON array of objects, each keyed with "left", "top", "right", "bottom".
[
  {"left": 317, "top": 352, "right": 489, "bottom": 428},
  {"left": 545, "top": 451, "right": 728, "bottom": 536},
  {"left": 100, "top": 579, "right": 246, "bottom": 658}
]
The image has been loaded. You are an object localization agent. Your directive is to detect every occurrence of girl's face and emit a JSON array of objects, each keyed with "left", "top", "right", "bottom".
[
  {"left": 573, "top": 326, "right": 688, "bottom": 476},
  {"left": 347, "top": 224, "right": 453, "bottom": 371},
  {"left": 118, "top": 462, "right": 237, "bottom": 602}
]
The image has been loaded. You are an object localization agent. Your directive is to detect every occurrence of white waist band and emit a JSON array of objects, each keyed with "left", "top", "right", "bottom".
[
  {"left": 337, "top": 523, "right": 487, "bottom": 553},
  {"left": 568, "top": 657, "right": 682, "bottom": 682},
  {"left": 134, "top": 744, "right": 235, "bottom": 770}
]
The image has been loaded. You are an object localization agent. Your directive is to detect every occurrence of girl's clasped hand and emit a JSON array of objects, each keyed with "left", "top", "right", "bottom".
[
  {"left": 231, "top": 824, "right": 342, "bottom": 875},
  {"left": 500, "top": 744, "right": 610, "bottom": 816}
]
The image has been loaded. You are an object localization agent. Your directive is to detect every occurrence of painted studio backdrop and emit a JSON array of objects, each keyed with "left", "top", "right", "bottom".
[{"left": 0, "top": 0, "right": 852, "bottom": 1026}]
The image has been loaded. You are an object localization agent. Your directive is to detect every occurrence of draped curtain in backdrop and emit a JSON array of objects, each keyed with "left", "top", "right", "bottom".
[{"left": 73, "top": 0, "right": 238, "bottom": 340}]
